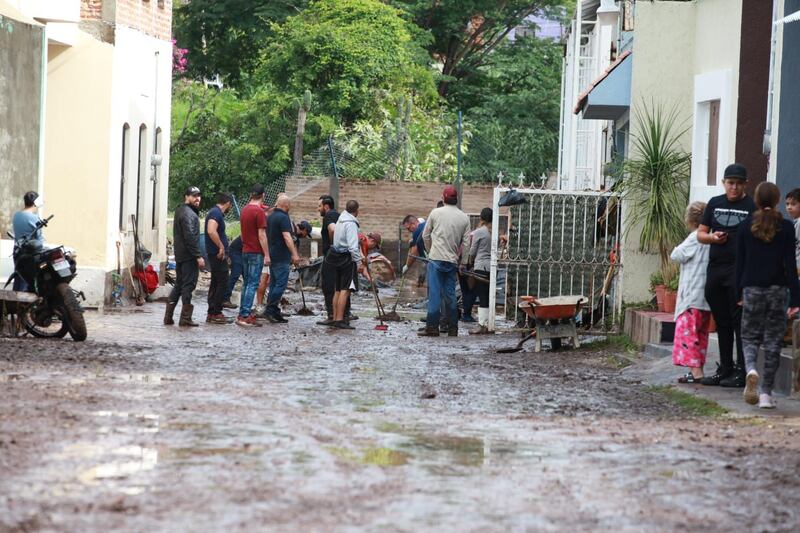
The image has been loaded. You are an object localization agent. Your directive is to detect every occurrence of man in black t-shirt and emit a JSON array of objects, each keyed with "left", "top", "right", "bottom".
[
  {"left": 318, "top": 195, "right": 340, "bottom": 318},
  {"left": 697, "top": 163, "right": 756, "bottom": 387}
]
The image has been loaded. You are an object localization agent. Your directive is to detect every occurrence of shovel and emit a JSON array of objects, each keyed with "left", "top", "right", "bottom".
[
  {"left": 379, "top": 271, "right": 407, "bottom": 322},
  {"left": 496, "top": 330, "right": 537, "bottom": 354},
  {"left": 366, "top": 263, "right": 388, "bottom": 331},
  {"left": 295, "top": 267, "right": 314, "bottom": 316}
]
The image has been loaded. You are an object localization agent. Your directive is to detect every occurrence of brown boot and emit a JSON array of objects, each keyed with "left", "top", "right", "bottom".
[
  {"left": 178, "top": 304, "right": 200, "bottom": 327},
  {"left": 164, "top": 302, "right": 177, "bottom": 325},
  {"left": 417, "top": 326, "right": 440, "bottom": 337}
]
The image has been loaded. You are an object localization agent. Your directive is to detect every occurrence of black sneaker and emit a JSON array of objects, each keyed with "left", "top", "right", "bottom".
[
  {"left": 345, "top": 313, "right": 359, "bottom": 321},
  {"left": 720, "top": 367, "right": 746, "bottom": 388},
  {"left": 700, "top": 364, "right": 733, "bottom": 386},
  {"left": 316, "top": 319, "right": 336, "bottom": 326},
  {"left": 334, "top": 320, "right": 355, "bottom": 330}
]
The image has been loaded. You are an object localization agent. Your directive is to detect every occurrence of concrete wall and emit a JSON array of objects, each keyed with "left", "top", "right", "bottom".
[
  {"left": 0, "top": 13, "right": 44, "bottom": 239},
  {"left": 42, "top": 31, "right": 114, "bottom": 304},
  {"left": 622, "top": 0, "right": 696, "bottom": 303}
]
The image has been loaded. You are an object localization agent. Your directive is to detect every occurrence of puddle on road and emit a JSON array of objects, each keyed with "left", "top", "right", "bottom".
[
  {"left": 77, "top": 445, "right": 158, "bottom": 488},
  {"left": 328, "top": 446, "right": 410, "bottom": 467}
]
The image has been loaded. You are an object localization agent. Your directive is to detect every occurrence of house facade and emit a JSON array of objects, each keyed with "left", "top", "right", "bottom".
[
  {"left": 0, "top": 0, "right": 173, "bottom": 307},
  {"left": 558, "top": 0, "right": 787, "bottom": 300}
]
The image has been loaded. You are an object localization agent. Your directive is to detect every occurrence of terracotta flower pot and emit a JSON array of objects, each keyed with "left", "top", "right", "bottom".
[
  {"left": 654, "top": 285, "right": 666, "bottom": 312},
  {"left": 663, "top": 289, "right": 677, "bottom": 314}
]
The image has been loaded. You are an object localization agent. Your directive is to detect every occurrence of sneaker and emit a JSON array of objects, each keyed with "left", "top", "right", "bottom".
[
  {"left": 345, "top": 313, "right": 359, "bottom": 321},
  {"left": 253, "top": 304, "right": 266, "bottom": 317},
  {"left": 236, "top": 316, "right": 261, "bottom": 327},
  {"left": 700, "top": 364, "right": 733, "bottom": 386},
  {"left": 439, "top": 324, "right": 449, "bottom": 333},
  {"left": 334, "top": 320, "right": 355, "bottom": 330},
  {"left": 720, "top": 367, "right": 746, "bottom": 388},
  {"left": 222, "top": 300, "right": 237, "bottom": 309},
  {"left": 469, "top": 325, "right": 491, "bottom": 335},
  {"left": 758, "top": 393, "right": 776, "bottom": 409},
  {"left": 270, "top": 313, "right": 289, "bottom": 324},
  {"left": 317, "top": 319, "right": 336, "bottom": 326},
  {"left": 743, "top": 370, "right": 759, "bottom": 405}
]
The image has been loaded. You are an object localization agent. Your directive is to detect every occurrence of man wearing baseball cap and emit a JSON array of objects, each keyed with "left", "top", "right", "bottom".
[
  {"left": 165, "top": 186, "right": 205, "bottom": 326},
  {"left": 418, "top": 185, "right": 471, "bottom": 337},
  {"left": 697, "top": 163, "right": 756, "bottom": 387}
]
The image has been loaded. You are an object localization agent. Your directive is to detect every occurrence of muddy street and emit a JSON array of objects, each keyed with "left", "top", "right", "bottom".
[{"left": 2, "top": 296, "right": 800, "bottom": 532}]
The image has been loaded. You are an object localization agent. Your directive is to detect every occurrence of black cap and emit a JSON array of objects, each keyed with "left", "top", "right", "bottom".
[
  {"left": 185, "top": 186, "right": 201, "bottom": 196},
  {"left": 251, "top": 184, "right": 265, "bottom": 196},
  {"left": 723, "top": 163, "right": 748, "bottom": 181},
  {"left": 297, "top": 220, "right": 313, "bottom": 236}
]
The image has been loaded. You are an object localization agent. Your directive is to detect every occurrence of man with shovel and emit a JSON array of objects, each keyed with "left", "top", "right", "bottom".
[{"left": 418, "top": 186, "right": 471, "bottom": 337}]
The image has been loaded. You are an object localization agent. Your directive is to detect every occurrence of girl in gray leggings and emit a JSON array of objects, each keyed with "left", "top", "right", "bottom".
[{"left": 735, "top": 182, "right": 800, "bottom": 408}]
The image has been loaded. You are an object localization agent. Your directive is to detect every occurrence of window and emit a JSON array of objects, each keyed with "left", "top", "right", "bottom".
[
  {"left": 152, "top": 128, "right": 162, "bottom": 229},
  {"left": 706, "top": 100, "right": 721, "bottom": 186},
  {"left": 136, "top": 125, "right": 147, "bottom": 230},
  {"left": 119, "top": 124, "right": 131, "bottom": 231}
]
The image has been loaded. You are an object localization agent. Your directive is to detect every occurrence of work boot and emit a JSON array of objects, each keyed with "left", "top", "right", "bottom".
[
  {"left": 418, "top": 327, "right": 440, "bottom": 337},
  {"left": 700, "top": 363, "right": 733, "bottom": 386},
  {"left": 720, "top": 366, "right": 746, "bottom": 388},
  {"left": 178, "top": 304, "right": 200, "bottom": 327},
  {"left": 447, "top": 327, "right": 458, "bottom": 337},
  {"left": 206, "top": 314, "right": 231, "bottom": 324},
  {"left": 222, "top": 300, "right": 237, "bottom": 309},
  {"left": 163, "top": 302, "right": 177, "bottom": 325}
]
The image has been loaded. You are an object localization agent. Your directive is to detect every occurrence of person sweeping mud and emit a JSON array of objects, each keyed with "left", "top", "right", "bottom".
[
  {"left": 164, "top": 186, "right": 204, "bottom": 327},
  {"left": 418, "top": 186, "right": 471, "bottom": 337},
  {"left": 319, "top": 200, "right": 362, "bottom": 330}
]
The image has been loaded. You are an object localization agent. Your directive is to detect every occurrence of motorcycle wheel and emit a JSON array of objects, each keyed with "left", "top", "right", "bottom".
[
  {"left": 56, "top": 283, "right": 87, "bottom": 342},
  {"left": 22, "top": 302, "right": 69, "bottom": 339}
]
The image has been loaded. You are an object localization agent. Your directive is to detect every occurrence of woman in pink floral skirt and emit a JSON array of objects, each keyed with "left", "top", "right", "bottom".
[{"left": 670, "top": 202, "right": 711, "bottom": 383}]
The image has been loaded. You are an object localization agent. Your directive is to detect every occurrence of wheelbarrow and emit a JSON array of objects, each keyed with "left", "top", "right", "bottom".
[
  {"left": 0, "top": 288, "right": 40, "bottom": 337},
  {"left": 497, "top": 295, "right": 586, "bottom": 353}
]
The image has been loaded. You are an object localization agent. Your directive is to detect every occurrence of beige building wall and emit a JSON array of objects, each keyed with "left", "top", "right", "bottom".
[
  {"left": 43, "top": 32, "right": 114, "bottom": 295},
  {"left": 622, "top": 0, "right": 697, "bottom": 302}
]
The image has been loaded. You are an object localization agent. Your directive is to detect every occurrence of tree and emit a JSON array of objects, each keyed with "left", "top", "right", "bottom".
[
  {"left": 258, "top": 0, "right": 438, "bottom": 126},
  {"left": 389, "top": 0, "right": 567, "bottom": 96},
  {"left": 173, "top": 0, "right": 309, "bottom": 89},
  {"left": 458, "top": 36, "right": 563, "bottom": 181},
  {"left": 293, "top": 90, "right": 313, "bottom": 176}
]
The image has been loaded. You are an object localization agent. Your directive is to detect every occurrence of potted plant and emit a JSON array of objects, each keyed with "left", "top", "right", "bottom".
[
  {"left": 650, "top": 270, "right": 666, "bottom": 312},
  {"left": 664, "top": 270, "right": 679, "bottom": 314},
  {"left": 616, "top": 101, "right": 691, "bottom": 306}
]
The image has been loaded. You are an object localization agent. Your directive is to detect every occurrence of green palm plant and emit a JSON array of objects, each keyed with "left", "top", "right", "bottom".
[{"left": 617, "top": 102, "right": 691, "bottom": 283}]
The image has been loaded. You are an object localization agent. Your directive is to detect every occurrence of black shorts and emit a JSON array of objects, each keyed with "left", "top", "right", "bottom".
[{"left": 324, "top": 250, "right": 354, "bottom": 292}]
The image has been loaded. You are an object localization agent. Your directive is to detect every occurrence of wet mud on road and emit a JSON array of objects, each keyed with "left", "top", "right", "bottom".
[{"left": 2, "top": 295, "right": 800, "bottom": 531}]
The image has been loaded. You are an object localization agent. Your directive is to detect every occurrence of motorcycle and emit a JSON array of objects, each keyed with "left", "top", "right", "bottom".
[{"left": 4, "top": 215, "right": 87, "bottom": 341}]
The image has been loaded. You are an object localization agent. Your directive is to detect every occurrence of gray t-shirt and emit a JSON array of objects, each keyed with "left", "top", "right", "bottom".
[
  {"left": 469, "top": 225, "right": 491, "bottom": 272},
  {"left": 12, "top": 211, "right": 43, "bottom": 247}
]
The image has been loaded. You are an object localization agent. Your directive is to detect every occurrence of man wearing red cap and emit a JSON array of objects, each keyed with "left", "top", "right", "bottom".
[{"left": 418, "top": 185, "right": 471, "bottom": 337}]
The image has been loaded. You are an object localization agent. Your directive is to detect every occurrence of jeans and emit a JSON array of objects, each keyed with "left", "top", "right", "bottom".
[
  {"left": 705, "top": 267, "right": 744, "bottom": 370},
  {"left": 169, "top": 259, "right": 199, "bottom": 306},
  {"left": 207, "top": 254, "right": 229, "bottom": 315},
  {"left": 266, "top": 261, "right": 291, "bottom": 318},
  {"left": 239, "top": 253, "right": 263, "bottom": 318},
  {"left": 224, "top": 250, "right": 243, "bottom": 302},
  {"left": 426, "top": 260, "right": 458, "bottom": 330},
  {"left": 741, "top": 286, "right": 788, "bottom": 394}
]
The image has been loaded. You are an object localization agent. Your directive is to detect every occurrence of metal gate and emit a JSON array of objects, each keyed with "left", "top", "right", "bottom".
[{"left": 488, "top": 187, "right": 623, "bottom": 332}]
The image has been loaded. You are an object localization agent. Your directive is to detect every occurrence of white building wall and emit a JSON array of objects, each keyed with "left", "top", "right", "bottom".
[{"left": 108, "top": 25, "right": 172, "bottom": 272}]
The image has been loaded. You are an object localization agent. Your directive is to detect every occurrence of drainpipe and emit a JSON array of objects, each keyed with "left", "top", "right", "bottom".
[
  {"left": 38, "top": 26, "right": 47, "bottom": 213},
  {"left": 763, "top": 0, "right": 779, "bottom": 158},
  {"left": 567, "top": 0, "right": 583, "bottom": 190}
]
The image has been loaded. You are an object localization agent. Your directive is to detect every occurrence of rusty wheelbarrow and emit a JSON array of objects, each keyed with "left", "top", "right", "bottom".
[{"left": 496, "top": 295, "right": 586, "bottom": 353}]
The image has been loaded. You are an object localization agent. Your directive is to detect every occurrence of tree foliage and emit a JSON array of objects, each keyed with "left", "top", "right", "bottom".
[
  {"left": 258, "top": 0, "right": 438, "bottom": 125},
  {"left": 389, "top": 0, "right": 566, "bottom": 96},
  {"left": 173, "top": 0, "right": 309, "bottom": 90}
]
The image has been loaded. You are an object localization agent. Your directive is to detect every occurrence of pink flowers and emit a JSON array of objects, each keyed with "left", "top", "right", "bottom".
[{"left": 172, "top": 39, "right": 188, "bottom": 74}]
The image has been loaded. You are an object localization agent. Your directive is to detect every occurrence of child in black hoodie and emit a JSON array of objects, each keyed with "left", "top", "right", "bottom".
[{"left": 736, "top": 182, "right": 800, "bottom": 409}]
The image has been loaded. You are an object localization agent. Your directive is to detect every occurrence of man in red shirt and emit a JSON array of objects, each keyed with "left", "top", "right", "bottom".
[{"left": 236, "top": 185, "right": 270, "bottom": 327}]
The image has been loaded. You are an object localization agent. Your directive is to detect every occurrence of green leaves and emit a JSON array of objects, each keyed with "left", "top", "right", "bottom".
[{"left": 617, "top": 101, "right": 692, "bottom": 275}]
